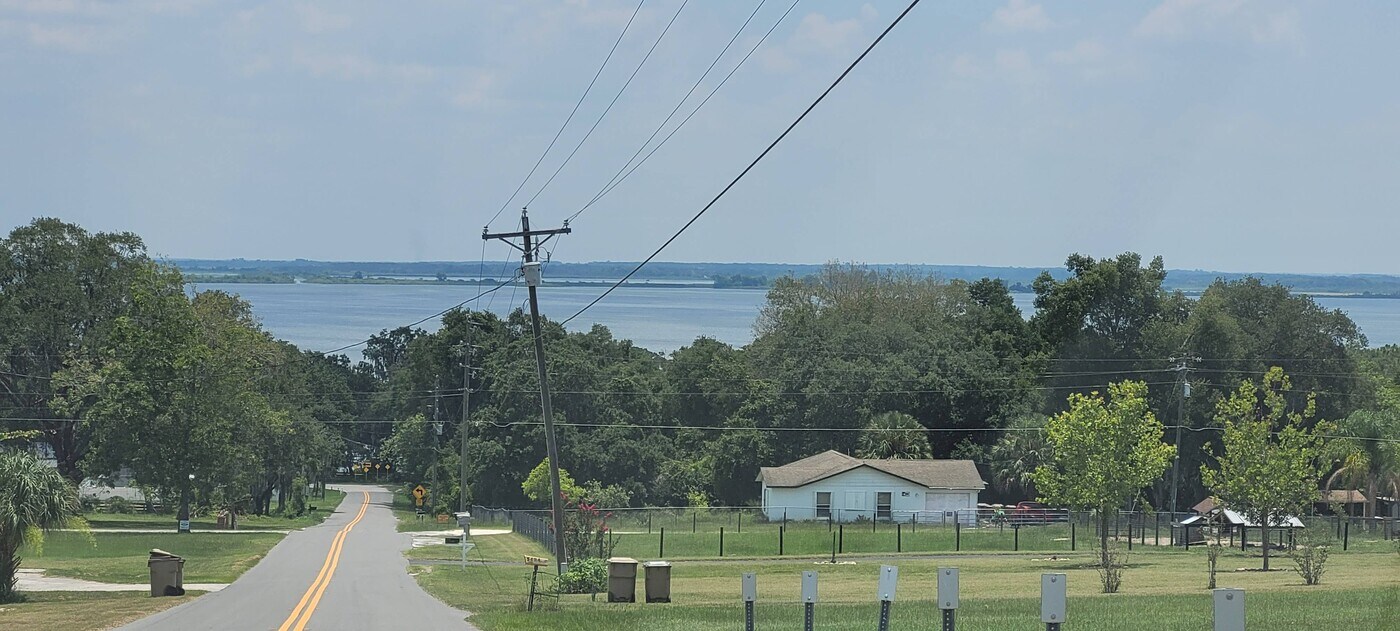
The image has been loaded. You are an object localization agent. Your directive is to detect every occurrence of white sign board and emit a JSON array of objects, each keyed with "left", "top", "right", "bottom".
[
  {"left": 1041, "top": 573, "right": 1067, "bottom": 624},
  {"left": 937, "top": 567, "right": 959, "bottom": 610},
  {"left": 802, "top": 571, "right": 818, "bottom": 603},
  {"left": 878, "top": 565, "right": 898, "bottom": 603},
  {"left": 742, "top": 573, "right": 757, "bottom": 603}
]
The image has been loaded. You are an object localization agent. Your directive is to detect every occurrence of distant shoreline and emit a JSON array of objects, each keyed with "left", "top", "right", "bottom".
[{"left": 180, "top": 274, "right": 1400, "bottom": 299}]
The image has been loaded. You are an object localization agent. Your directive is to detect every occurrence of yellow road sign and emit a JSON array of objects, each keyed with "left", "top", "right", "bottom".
[{"left": 412, "top": 484, "right": 426, "bottom": 499}]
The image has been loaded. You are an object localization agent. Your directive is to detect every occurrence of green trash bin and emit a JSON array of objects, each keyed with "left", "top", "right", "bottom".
[{"left": 148, "top": 548, "right": 185, "bottom": 597}]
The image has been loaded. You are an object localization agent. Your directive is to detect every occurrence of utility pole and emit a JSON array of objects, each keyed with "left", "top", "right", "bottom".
[
  {"left": 483, "top": 209, "right": 571, "bottom": 573},
  {"left": 433, "top": 381, "right": 444, "bottom": 514},
  {"left": 458, "top": 331, "right": 479, "bottom": 513},
  {"left": 1167, "top": 355, "right": 1199, "bottom": 516}
]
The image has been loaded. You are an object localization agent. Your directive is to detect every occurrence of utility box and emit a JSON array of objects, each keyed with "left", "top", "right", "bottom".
[
  {"left": 643, "top": 561, "right": 673, "bottom": 603},
  {"left": 607, "top": 557, "right": 639, "bottom": 603},
  {"left": 148, "top": 549, "right": 185, "bottom": 597}
]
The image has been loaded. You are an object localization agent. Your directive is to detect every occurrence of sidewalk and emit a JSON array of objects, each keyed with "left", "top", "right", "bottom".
[
  {"left": 57, "top": 528, "right": 292, "bottom": 534},
  {"left": 15, "top": 568, "right": 228, "bottom": 593}
]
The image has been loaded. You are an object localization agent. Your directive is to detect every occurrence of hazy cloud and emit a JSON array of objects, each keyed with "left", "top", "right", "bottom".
[
  {"left": 291, "top": 51, "right": 435, "bottom": 83},
  {"left": 295, "top": 4, "right": 351, "bottom": 34},
  {"left": 985, "top": 0, "right": 1053, "bottom": 33}
]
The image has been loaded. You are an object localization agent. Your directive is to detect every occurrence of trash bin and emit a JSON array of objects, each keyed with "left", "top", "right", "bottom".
[
  {"left": 607, "top": 557, "right": 638, "bottom": 603},
  {"left": 643, "top": 561, "right": 672, "bottom": 603},
  {"left": 148, "top": 549, "right": 185, "bottom": 597}
]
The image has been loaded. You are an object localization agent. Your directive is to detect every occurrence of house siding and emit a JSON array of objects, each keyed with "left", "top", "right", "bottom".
[{"left": 761, "top": 466, "right": 979, "bottom": 524}]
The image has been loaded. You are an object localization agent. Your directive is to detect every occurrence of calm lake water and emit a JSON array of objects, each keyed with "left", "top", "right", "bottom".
[{"left": 193, "top": 283, "right": 1400, "bottom": 357}]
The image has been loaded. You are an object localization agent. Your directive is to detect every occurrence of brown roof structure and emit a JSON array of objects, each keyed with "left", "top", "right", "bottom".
[
  {"left": 1319, "top": 489, "right": 1368, "bottom": 504},
  {"left": 757, "top": 450, "right": 986, "bottom": 490}
]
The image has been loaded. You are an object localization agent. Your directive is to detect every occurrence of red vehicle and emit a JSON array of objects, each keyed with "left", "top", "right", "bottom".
[{"left": 1010, "top": 501, "right": 1065, "bottom": 525}]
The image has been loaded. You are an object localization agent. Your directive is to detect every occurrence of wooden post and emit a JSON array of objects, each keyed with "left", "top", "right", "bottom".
[
  {"left": 660, "top": 527, "right": 665, "bottom": 558},
  {"left": 1015, "top": 525, "right": 1020, "bottom": 551},
  {"left": 1071, "top": 521, "right": 1076, "bottom": 551},
  {"left": 720, "top": 527, "right": 725, "bottom": 557},
  {"left": 780, "top": 525, "right": 785, "bottom": 556},
  {"left": 839, "top": 524, "right": 844, "bottom": 554},
  {"left": 955, "top": 519, "right": 961, "bottom": 551}
]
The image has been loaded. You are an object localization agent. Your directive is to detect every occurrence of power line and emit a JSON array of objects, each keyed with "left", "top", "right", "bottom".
[
  {"left": 562, "top": 0, "right": 925, "bottom": 326},
  {"left": 522, "top": 0, "right": 690, "bottom": 211},
  {"left": 485, "top": 0, "right": 648, "bottom": 228},
  {"left": 568, "top": 0, "right": 787, "bottom": 224}
]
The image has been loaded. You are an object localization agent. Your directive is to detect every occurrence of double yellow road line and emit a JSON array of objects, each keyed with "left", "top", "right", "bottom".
[{"left": 277, "top": 490, "right": 370, "bottom": 631}]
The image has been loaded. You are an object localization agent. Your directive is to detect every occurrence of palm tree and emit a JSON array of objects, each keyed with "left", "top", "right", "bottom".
[
  {"left": 0, "top": 449, "right": 79, "bottom": 603},
  {"left": 856, "top": 412, "right": 932, "bottom": 460},
  {"left": 1327, "top": 410, "right": 1400, "bottom": 520},
  {"left": 986, "top": 415, "right": 1052, "bottom": 499}
]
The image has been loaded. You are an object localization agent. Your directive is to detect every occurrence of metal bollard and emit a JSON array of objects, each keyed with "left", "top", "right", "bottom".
[
  {"left": 802, "top": 570, "right": 818, "bottom": 631},
  {"left": 938, "top": 567, "right": 959, "bottom": 631},
  {"left": 877, "top": 565, "right": 898, "bottom": 631},
  {"left": 1213, "top": 588, "right": 1244, "bottom": 631},
  {"left": 742, "top": 573, "right": 757, "bottom": 631},
  {"left": 1041, "top": 573, "right": 1066, "bottom": 630}
]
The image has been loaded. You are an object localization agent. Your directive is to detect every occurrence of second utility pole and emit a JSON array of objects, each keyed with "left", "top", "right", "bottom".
[{"left": 483, "top": 209, "right": 571, "bottom": 574}]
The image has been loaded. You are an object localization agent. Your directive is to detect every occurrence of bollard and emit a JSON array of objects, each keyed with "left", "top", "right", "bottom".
[
  {"left": 802, "top": 570, "right": 818, "bottom": 631},
  {"left": 1041, "top": 573, "right": 1066, "bottom": 630},
  {"left": 742, "top": 573, "right": 757, "bottom": 631},
  {"left": 877, "top": 565, "right": 898, "bottom": 631},
  {"left": 1213, "top": 588, "right": 1244, "bottom": 631},
  {"left": 660, "top": 527, "right": 665, "bottom": 558},
  {"left": 720, "top": 527, "right": 725, "bottom": 557},
  {"left": 938, "top": 567, "right": 959, "bottom": 631}
]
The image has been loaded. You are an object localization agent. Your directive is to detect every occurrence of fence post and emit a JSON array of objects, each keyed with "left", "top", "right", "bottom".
[
  {"left": 1343, "top": 521, "right": 1349, "bottom": 551},
  {"left": 1127, "top": 521, "right": 1133, "bottom": 551},
  {"left": 1213, "top": 588, "right": 1244, "bottom": 631},
  {"left": 720, "top": 527, "right": 725, "bottom": 557},
  {"left": 693, "top": 512, "right": 697, "bottom": 534},
  {"left": 742, "top": 573, "right": 757, "bottom": 631},
  {"left": 1071, "top": 521, "right": 1076, "bottom": 551},
  {"left": 955, "top": 519, "right": 961, "bottom": 552},
  {"left": 877, "top": 565, "right": 898, "bottom": 631},
  {"left": 1015, "top": 525, "right": 1020, "bottom": 552},
  {"left": 938, "top": 567, "right": 959, "bottom": 631},
  {"left": 1155, "top": 513, "right": 1161, "bottom": 546},
  {"left": 1041, "top": 573, "right": 1066, "bottom": 631},
  {"left": 802, "top": 570, "right": 818, "bottom": 631},
  {"left": 780, "top": 526, "right": 785, "bottom": 556},
  {"left": 839, "top": 524, "right": 844, "bottom": 554},
  {"left": 660, "top": 527, "right": 665, "bottom": 558},
  {"left": 648, "top": 512, "right": 652, "bottom": 534},
  {"left": 738, "top": 510, "right": 742, "bottom": 533},
  {"left": 831, "top": 531, "right": 837, "bottom": 563},
  {"left": 897, "top": 523, "right": 902, "bottom": 553},
  {"left": 1240, "top": 527, "right": 1246, "bottom": 552}
]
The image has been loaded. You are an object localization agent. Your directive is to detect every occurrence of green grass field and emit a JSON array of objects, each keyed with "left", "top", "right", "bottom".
[
  {"left": 413, "top": 547, "right": 1400, "bottom": 630},
  {"left": 81, "top": 489, "right": 346, "bottom": 531},
  {"left": 20, "top": 531, "right": 286, "bottom": 584},
  {"left": 0, "top": 591, "right": 201, "bottom": 631}
]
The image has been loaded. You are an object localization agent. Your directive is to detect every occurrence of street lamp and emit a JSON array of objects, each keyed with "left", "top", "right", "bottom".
[{"left": 178, "top": 473, "right": 194, "bottom": 534}]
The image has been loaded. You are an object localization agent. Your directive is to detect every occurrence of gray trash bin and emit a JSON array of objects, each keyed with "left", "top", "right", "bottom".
[
  {"left": 607, "top": 557, "right": 638, "bottom": 603},
  {"left": 643, "top": 561, "right": 672, "bottom": 603},
  {"left": 148, "top": 548, "right": 185, "bottom": 597}
]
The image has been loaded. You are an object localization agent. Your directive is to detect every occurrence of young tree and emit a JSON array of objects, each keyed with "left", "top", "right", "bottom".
[
  {"left": 1033, "top": 381, "right": 1175, "bottom": 591},
  {"left": 522, "top": 458, "right": 582, "bottom": 504},
  {"left": 856, "top": 412, "right": 933, "bottom": 460},
  {"left": 0, "top": 450, "right": 79, "bottom": 602},
  {"left": 1201, "top": 368, "right": 1332, "bottom": 571}
]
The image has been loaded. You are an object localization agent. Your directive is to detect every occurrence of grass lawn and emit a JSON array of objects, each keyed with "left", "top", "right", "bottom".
[
  {"left": 81, "top": 489, "right": 347, "bottom": 531},
  {"left": 413, "top": 547, "right": 1400, "bottom": 630},
  {"left": 0, "top": 591, "right": 201, "bottom": 631},
  {"left": 21, "top": 531, "right": 285, "bottom": 584},
  {"left": 408, "top": 533, "right": 550, "bottom": 563}
]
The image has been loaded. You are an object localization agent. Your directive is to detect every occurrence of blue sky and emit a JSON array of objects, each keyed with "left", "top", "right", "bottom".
[{"left": 1, "top": 1, "right": 1396, "bottom": 273}]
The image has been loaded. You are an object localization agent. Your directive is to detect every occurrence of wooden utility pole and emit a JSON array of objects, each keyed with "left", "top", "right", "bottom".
[
  {"left": 459, "top": 333, "right": 479, "bottom": 513},
  {"left": 483, "top": 209, "right": 571, "bottom": 573},
  {"left": 1167, "top": 355, "right": 1199, "bottom": 515}
]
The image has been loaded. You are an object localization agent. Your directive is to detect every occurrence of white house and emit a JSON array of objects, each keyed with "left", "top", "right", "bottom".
[{"left": 757, "top": 450, "right": 985, "bottom": 525}]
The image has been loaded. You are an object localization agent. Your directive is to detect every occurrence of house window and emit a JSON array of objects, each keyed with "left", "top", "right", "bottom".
[
  {"left": 816, "top": 492, "right": 832, "bottom": 519},
  {"left": 876, "top": 492, "right": 892, "bottom": 520}
]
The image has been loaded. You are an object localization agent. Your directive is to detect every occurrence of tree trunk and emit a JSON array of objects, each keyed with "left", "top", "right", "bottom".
[
  {"left": 1100, "top": 510, "right": 1111, "bottom": 568},
  {"left": 46, "top": 423, "right": 85, "bottom": 486},
  {"left": 1261, "top": 522, "right": 1270, "bottom": 571},
  {"left": 276, "top": 478, "right": 287, "bottom": 514},
  {"left": 0, "top": 536, "right": 19, "bottom": 604}
]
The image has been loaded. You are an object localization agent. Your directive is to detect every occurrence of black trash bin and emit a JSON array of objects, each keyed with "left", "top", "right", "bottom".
[{"left": 148, "top": 548, "right": 185, "bottom": 597}]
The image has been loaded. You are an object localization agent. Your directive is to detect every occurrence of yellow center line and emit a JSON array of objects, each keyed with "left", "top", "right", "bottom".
[{"left": 277, "top": 490, "right": 370, "bottom": 631}]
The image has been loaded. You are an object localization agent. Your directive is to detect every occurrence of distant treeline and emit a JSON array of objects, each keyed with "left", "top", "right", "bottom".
[{"left": 169, "top": 258, "right": 1400, "bottom": 296}]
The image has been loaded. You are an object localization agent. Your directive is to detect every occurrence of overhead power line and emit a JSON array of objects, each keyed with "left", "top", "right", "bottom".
[
  {"left": 562, "top": 0, "right": 925, "bottom": 326},
  {"left": 486, "top": 0, "right": 648, "bottom": 228}
]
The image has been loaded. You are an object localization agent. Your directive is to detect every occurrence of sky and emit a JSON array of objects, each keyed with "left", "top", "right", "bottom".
[{"left": 1, "top": 0, "right": 1397, "bottom": 274}]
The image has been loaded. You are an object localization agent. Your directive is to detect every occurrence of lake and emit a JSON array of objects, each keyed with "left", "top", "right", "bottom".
[{"left": 192, "top": 283, "right": 1400, "bottom": 357}]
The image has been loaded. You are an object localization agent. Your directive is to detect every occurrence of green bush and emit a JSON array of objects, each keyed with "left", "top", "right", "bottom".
[
  {"left": 107, "top": 497, "right": 132, "bottom": 514},
  {"left": 553, "top": 557, "right": 606, "bottom": 594}
]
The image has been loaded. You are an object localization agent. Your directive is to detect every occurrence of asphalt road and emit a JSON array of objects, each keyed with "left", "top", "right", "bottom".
[{"left": 118, "top": 484, "right": 477, "bottom": 631}]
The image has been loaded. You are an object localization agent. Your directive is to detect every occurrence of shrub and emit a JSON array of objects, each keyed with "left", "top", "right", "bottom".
[
  {"left": 1096, "top": 539, "right": 1128, "bottom": 593},
  {"left": 1288, "top": 528, "right": 1331, "bottom": 585},
  {"left": 289, "top": 477, "right": 308, "bottom": 516},
  {"left": 553, "top": 557, "right": 607, "bottom": 594},
  {"left": 1206, "top": 543, "right": 1224, "bottom": 589},
  {"left": 107, "top": 496, "right": 132, "bottom": 514},
  {"left": 79, "top": 496, "right": 101, "bottom": 512}
]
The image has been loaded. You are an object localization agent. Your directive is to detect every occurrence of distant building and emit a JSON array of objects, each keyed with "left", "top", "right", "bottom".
[{"left": 756, "top": 450, "right": 985, "bottom": 525}]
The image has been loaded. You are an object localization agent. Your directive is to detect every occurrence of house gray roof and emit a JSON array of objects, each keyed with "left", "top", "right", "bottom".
[{"left": 757, "top": 450, "right": 986, "bottom": 490}]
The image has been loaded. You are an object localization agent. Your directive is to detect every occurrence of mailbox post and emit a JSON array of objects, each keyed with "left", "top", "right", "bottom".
[
  {"left": 1042, "top": 573, "right": 1067, "bottom": 630},
  {"left": 801, "top": 570, "right": 818, "bottom": 631}
]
